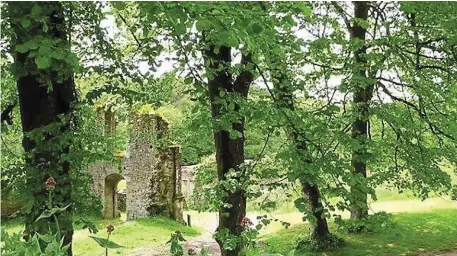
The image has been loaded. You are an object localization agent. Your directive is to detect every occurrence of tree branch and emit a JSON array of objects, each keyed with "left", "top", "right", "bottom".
[
  {"left": 117, "top": 13, "right": 142, "bottom": 49},
  {"left": 331, "top": 1, "right": 352, "bottom": 32},
  {"left": 234, "top": 53, "right": 255, "bottom": 97},
  {"left": 378, "top": 81, "right": 456, "bottom": 141}
]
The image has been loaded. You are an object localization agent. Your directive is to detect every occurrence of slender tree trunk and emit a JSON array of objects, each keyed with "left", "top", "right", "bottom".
[
  {"left": 204, "top": 45, "right": 253, "bottom": 256},
  {"left": 350, "top": 1, "right": 372, "bottom": 220},
  {"left": 9, "top": 2, "right": 76, "bottom": 254},
  {"left": 301, "top": 183, "right": 330, "bottom": 238},
  {"left": 272, "top": 73, "right": 330, "bottom": 240}
]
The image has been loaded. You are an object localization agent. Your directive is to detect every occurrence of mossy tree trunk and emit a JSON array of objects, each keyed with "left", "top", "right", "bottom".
[
  {"left": 9, "top": 2, "right": 76, "bottom": 255},
  {"left": 271, "top": 70, "right": 331, "bottom": 242},
  {"left": 349, "top": 1, "right": 372, "bottom": 220},
  {"left": 204, "top": 45, "right": 254, "bottom": 256}
]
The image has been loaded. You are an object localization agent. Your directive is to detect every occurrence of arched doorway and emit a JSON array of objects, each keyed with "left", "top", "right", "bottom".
[{"left": 104, "top": 173, "right": 124, "bottom": 218}]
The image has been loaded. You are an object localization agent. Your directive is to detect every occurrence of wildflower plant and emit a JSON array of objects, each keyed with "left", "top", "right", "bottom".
[
  {"left": 89, "top": 223, "right": 124, "bottom": 256},
  {"left": 2, "top": 177, "right": 72, "bottom": 255}
]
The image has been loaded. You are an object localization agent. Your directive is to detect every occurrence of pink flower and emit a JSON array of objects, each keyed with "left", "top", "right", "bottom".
[
  {"left": 45, "top": 177, "right": 56, "bottom": 191},
  {"left": 241, "top": 217, "right": 253, "bottom": 230}
]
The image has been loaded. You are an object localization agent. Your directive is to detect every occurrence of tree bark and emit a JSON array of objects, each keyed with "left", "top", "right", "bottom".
[
  {"left": 301, "top": 183, "right": 330, "bottom": 238},
  {"left": 349, "top": 1, "right": 372, "bottom": 220},
  {"left": 9, "top": 2, "right": 76, "bottom": 254},
  {"left": 1, "top": 101, "right": 16, "bottom": 125},
  {"left": 204, "top": 45, "right": 253, "bottom": 256}
]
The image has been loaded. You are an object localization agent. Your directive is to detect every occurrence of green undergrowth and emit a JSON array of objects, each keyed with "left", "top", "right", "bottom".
[
  {"left": 1, "top": 215, "right": 201, "bottom": 256},
  {"left": 251, "top": 209, "right": 457, "bottom": 256}
]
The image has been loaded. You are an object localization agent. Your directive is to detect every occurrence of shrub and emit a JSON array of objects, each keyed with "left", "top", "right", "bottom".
[
  {"left": 295, "top": 232, "right": 345, "bottom": 252},
  {"left": 335, "top": 211, "right": 393, "bottom": 233}
]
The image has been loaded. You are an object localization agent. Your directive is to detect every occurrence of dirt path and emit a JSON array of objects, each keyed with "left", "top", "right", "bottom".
[{"left": 129, "top": 212, "right": 221, "bottom": 256}]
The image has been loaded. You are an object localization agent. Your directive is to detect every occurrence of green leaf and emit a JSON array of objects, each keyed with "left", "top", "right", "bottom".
[
  {"left": 89, "top": 236, "right": 124, "bottom": 249},
  {"left": 37, "top": 233, "right": 57, "bottom": 243},
  {"left": 31, "top": 5, "right": 42, "bottom": 18},
  {"left": 39, "top": 45, "right": 52, "bottom": 55},
  {"left": 227, "top": 36, "right": 238, "bottom": 47},
  {"left": 293, "top": 197, "right": 308, "bottom": 213},
  {"left": 42, "top": 22, "right": 49, "bottom": 33},
  {"left": 250, "top": 23, "right": 263, "bottom": 34},
  {"left": 239, "top": 18, "right": 250, "bottom": 28},
  {"left": 293, "top": 4, "right": 312, "bottom": 17},
  {"left": 15, "top": 40, "right": 40, "bottom": 53},
  {"left": 21, "top": 18, "right": 31, "bottom": 29},
  {"left": 211, "top": 9, "right": 221, "bottom": 15},
  {"left": 35, "top": 204, "right": 71, "bottom": 222},
  {"left": 36, "top": 209, "right": 54, "bottom": 222},
  {"left": 16, "top": 44, "right": 30, "bottom": 53},
  {"left": 213, "top": 46, "right": 220, "bottom": 54},
  {"left": 184, "top": 77, "right": 194, "bottom": 85},
  {"left": 175, "top": 23, "right": 186, "bottom": 34},
  {"left": 218, "top": 30, "right": 230, "bottom": 45},
  {"left": 35, "top": 55, "right": 52, "bottom": 69},
  {"left": 302, "top": 6, "right": 312, "bottom": 17},
  {"left": 196, "top": 19, "right": 211, "bottom": 31}
]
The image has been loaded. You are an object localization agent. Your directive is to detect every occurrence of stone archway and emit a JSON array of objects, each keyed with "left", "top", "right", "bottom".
[{"left": 104, "top": 173, "right": 124, "bottom": 219}]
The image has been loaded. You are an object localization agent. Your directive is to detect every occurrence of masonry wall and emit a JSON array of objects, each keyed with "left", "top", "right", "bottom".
[
  {"left": 181, "top": 165, "right": 197, "bottom": 197},
  {"left": 160, "top": 145, "right": 184, "bottom": 222},
  {"left": 88, "top": 111, "right": 184, "bottom": 221},
  {"left": 88, "top": 161, "right": 123, "bottom": 218}
]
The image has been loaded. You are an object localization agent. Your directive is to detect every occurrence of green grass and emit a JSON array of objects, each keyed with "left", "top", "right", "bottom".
[
  {"left": 256, "top": 209, "right": 457, "bottom": 256},
  {"left": 0, "top": 217, "right": 24, "bottom": 235},
  {"left": 2, "top": 214, "right": 201, "bottom": 256}
]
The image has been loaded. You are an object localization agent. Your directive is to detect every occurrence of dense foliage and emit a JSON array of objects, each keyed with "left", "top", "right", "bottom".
[{"left": 1, "top": 2, "right": 456, "bottom": 256}]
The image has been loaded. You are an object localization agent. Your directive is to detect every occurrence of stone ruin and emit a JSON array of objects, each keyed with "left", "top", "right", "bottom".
[
  {"left": 181, "top": 165, "right": 197, "bottom": 198},
  {"left": 88, "top": 107, "right": 184, "bottom": 222}
]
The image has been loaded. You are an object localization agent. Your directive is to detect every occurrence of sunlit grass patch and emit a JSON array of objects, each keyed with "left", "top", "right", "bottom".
[{"left": 255, "top": 209, "right": 457, "bottom": 256}]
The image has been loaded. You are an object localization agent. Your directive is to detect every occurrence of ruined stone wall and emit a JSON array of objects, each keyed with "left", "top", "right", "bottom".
[
  {"left": 158, "top": 145, "right": 184, "bottom": 222},
  {"left": 118, "top": 191, "right": 126, "bottom": 212},
  {"left": 96, "top": 106, "right": 116, "bottom": 136},
  {"left": 88, "top": 161, "right": 123, "bottom": 218},
  {"left": 88, "top": 110, "right": 183, "bottom": 221},
  {"left": 124, "top": 113, "right": 159, "bottom": 219},
  {"left": 125, "top": 113, "right": 183, "bottom": 221},
  {"left": 181, "top": 165, "right": 197, "bottom": 197}
]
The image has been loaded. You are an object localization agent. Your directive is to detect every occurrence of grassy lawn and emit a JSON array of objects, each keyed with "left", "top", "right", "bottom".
[
  {"left": 1, "top": 214, "right": 201, "bottom": 256},
  {"left": 254, "top": 209, "right": 457, "bottom": 256}
]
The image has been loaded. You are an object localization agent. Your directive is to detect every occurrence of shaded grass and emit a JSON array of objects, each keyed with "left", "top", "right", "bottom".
[
  {"left": 1, "top": 214, "right": 201, "bottom": 256},
  {"left": 256, "top": 209, "right": 457, "bottom": 256}
]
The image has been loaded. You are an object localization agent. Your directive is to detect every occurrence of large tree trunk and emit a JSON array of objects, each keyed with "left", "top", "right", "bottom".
[
  {"left": 272, "top": 72, "right": 331, "bottom": 240},
  {"left": 9, "top": 2, "right": 76, "bottom": 254},
  {"left": 349, "top": 1, "right": 372, "bottom": 220},
  {"left": 204, "top": 45, "right": 253, "bottom": 256}
]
